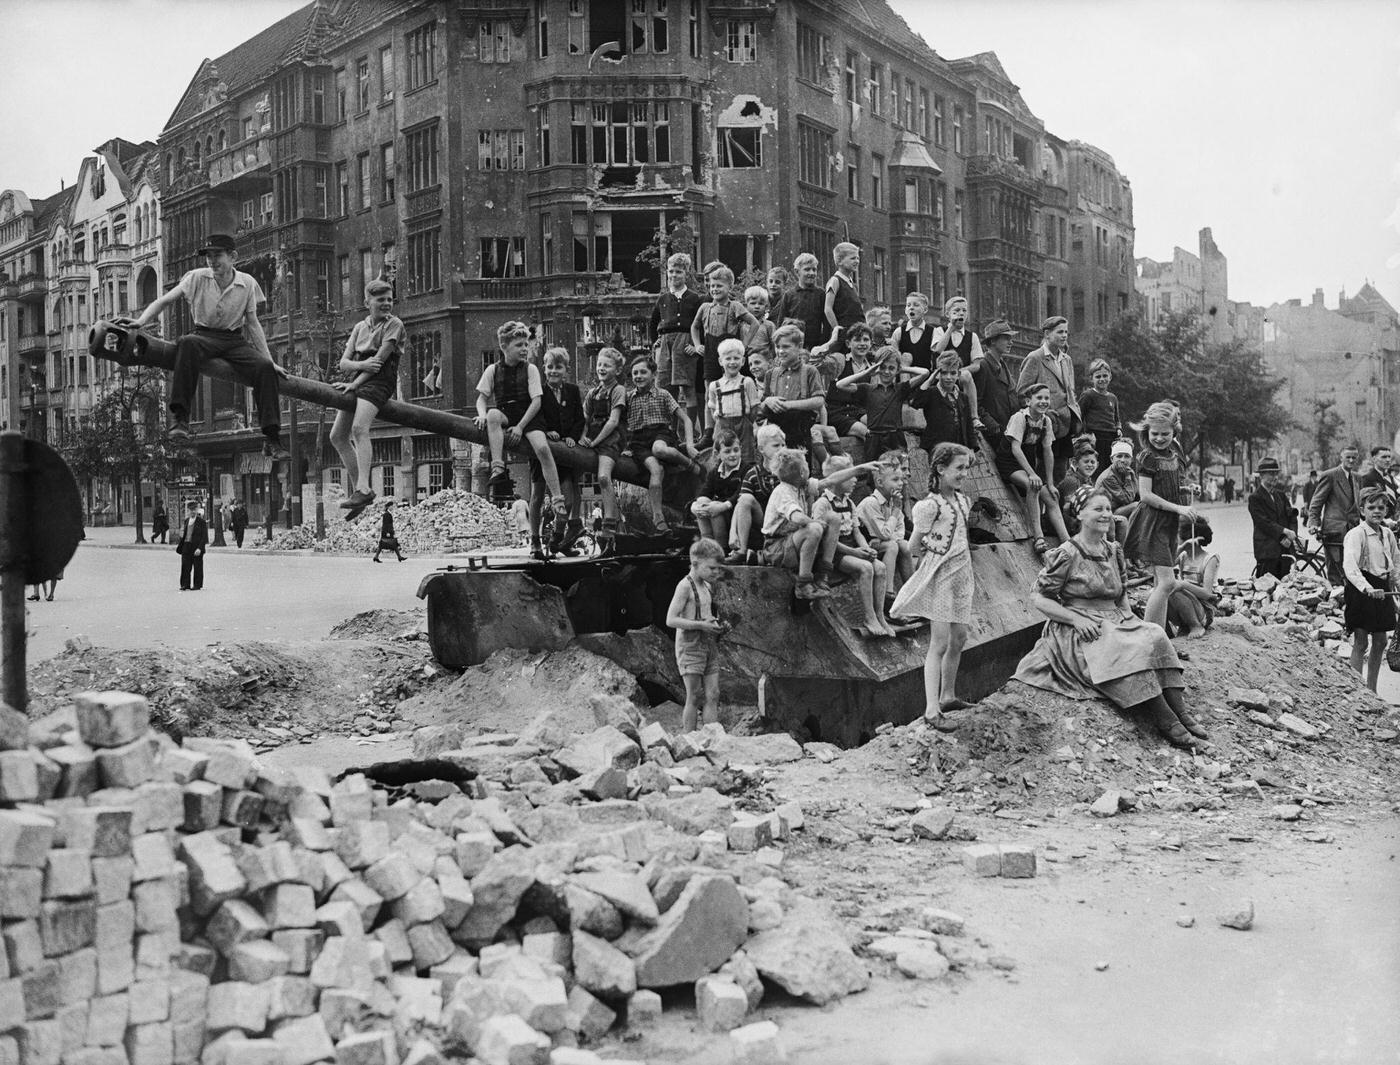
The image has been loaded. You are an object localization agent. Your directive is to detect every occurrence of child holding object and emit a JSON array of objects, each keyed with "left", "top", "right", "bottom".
[
  {"left": 814, "top": 454, "right": 896, "bottom": 638},
  {"left": 893, "top": 441, "right": 978, "bottom": 725},
  {"left": 1123, "top": 400, "right": 1198, "bottom": 629},
  {"left": 666, "top": 537, "right": 730, "bottom": 731},
  {"left": 995, "top": 382, "right": 1071, "bottom": 554},
  {"left": 474, "top": 320, "right": 567, "bottom": 517},
  {"left": 579, "top": 347, "right": 628, "bottom": 553},
  {"left": 1342, "top": 486, "right": 1400, "bottom": 692}
]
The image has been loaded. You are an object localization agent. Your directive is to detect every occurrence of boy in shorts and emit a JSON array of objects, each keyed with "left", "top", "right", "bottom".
[
  {"left": 625, "top": 355, "right": 701, "bottom": 532},
  {"left": 529, "top": 347, "right": 586, "bottom": 557},
  {"left": 666, "top": 537, "right": 729, "bottom": 731}
]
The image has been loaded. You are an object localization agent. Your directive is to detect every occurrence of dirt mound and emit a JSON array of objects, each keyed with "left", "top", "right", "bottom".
[
  {"left": 328, "top": 608, "right": 426, "bottom": 641},
  {"left": 28, "top": 637, "right": 436, "bottom": 746},
  {"left": 393, "top": 644, "right": 646, "bottom": 739},
  {"left": 826, "top": 616, "right": 1399, "bottom": 813},
  {"left": 254, "top": 488, "right": 513, "bottom": 554}
]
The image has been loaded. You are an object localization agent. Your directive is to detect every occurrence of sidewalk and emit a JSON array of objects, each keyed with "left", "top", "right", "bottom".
[{"left": 77, "top": 523, "right": 461, "bottom": 561}]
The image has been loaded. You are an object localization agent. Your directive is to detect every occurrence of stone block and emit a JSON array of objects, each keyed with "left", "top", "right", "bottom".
[
  {"left": 94, "top": 740, "right": 156, "bottom": 790},
  {"left": 570, "top": 932, "right": 635, "bottom": 1001},
  {"left": 270, "top": 1016, "right": 334, "bottom": 1065},
  {"left": 362, "top": 855, "right": 419, "bottom": 902},
  {"left": 205, "top": 982, "right": 270, "bottom": 1034},
  {"left": 629, "top": 876, "right": 748, "bottom": 988},
  {"left": 5, "top": 921, "right": 44, "bottom": 975},
  {"left": 726, "top": 816, "right": 773, "bottom": 854},
  {"left": 130, "top": 835, "right": 175, "bottom": 883},
  {"left": 406, "top": 922, "right": 454, "bottom": 970},
  {"left": 222, "top": 1043, "right": 283, "bottom": 1065},
  {"left": 451, "top": 832, "right": 499, "bottom": 878},
  {"left": 282, "top": 820, "right": 329, "bottom": 853},
  {"left": 331, "top": 1032, "right": 394, "bottom": 1065},
  {"left": 131, "top": 879, "right": 179, "bottom": 934},
  {"left": 20, "top": 960, "right": 61, "bottom": 1020},
  {"left": 55, "top": 948, "right": 96, "bottom": 1006},
  {"left": 123, "top": 1021, "right": 173, "bottom": 1065},
  {"left": 134, "top": 933, "right": 176, "bottom": 981},
  {"left": 88, "top": 858, "right": 132, "bottom": 907},
  {"left": 270, "top": 931, "right": 322, "bottom": 977},
  {"left": 17, "top": 1018, "right": 62, "bottom": 1065},
  {"left": 85, "top": 992, "right": 129, "bottom": 1047},
  {"left": 326, "top": 882, "right": 381, "bottom": 932},
  {"left": 370, "top": 920, "right": 411, "bottom": 969},
  {"left": 262, "top": 885, "right": 315, "bottom": 932},
  {"left": 1, "top": 868, "right": 43, "bottom": 919},
  {"left": 437, "top": 876, "right": 473, "bottom": 930},
  {"left": 564, "top": 986, "right": 616, "bottom": 1041},
  {"left": 624, "top": 990, "right": 661, "bottom": 1029},
  {"left": 398, "top": 1042, "right": 441, "bottom": 1065},
  {"left": 234, "top": 844, "right": 297, "bottom": 895},
  {"left": 39, "top": 901, "right": 96, "bottom": 957},
  {"left": 960, "top": 844, "right": 1002, "bottom": 877},
  {"left": 473, "top": 1016, "right": 550, "bottom": 1065},
  {"left": 312, "top": 902, "right": 362, "bottom": 941},
  {"left": 744, "top": 899, "right": 870, "bottom": 1005},
  {"left": 170, "top": 969, "right": 210, "bottom": 1020},
  {"left": 161, "top": 749, "right": 209, "bottom": 786},
  {"left": 0, "top": 701, "right": 28, "bottom": 749},
  {"left": 553, "top": 727, "right": 641, "bottom": 778},
  {"left": 46, "top": 747, "right": 98, "bottom": 799},
  {"left": 918, "top": 908, "right": 965, "bottom": 936},
  {"left": 695, "top": 976, "right": 747, "bottom": 1033},
  {"left": 427, "top": 951, "right": 476, "bottom": 996},
  {"left": 58, "top": 808, "right": 131, "bottom": 859},
  {"left": 998, "top": 843, "right": 1036, "bottom": 879},
  {"left": 181, "top": 783, "right": 223, "bottom": 834},
  {"left": 132, "top": 783, "right": 183, "bottom": 834},
  {"left": 221, "top": 792, "right": 264, "bottom": 830},
  {"left": 205, "top": 901, "right": 269, "bottom": 954},
  {"left": 498, "top": 978, "right": 568, "bottom": 1035},
  {"left": 1, "top": 977, "right": 23, "bottom": 1028},
  {"left": 308, "top": 938, "right": 373, "bottom": 993},
  {"left": 178, "top": 834, "right": 246, "bottom": 916},
  {"left": 0, "top": 809, "right": 55, "bottom": 867},
  {"left": 173, "top": 945, "right": 216, "bottom": 978},
  {"left": 265, "top": 977, "right": 316, "bottom": 1022},
  {"left": 331, "top": 822, "right": 388, "bottom": 872},
  {"left": 201, "top": 746, "right": 256, "bottom": 792},
  {"left": 127, "top": 978, "right": 171, "bottom": 1025},
  {"left": 391, "top": 879, "right": 443, "bottom": 926},
  {"left": 520, "top": 931, "right": 570, "bottom": 969},
  {"left": 729, "top": 1021, "right": 787, "bottom": 1065},
  {"left": 227, "top": 943, "right": 291, "bottom": 984},
  {"left": 455, "top": 847, "right": 535, "bottom": 944},
  {"left": 74, "top": 693, "right": 150, "bottom": 749},
  {"left": 568, "top": 872, "right": 657, "bottom": 925}
]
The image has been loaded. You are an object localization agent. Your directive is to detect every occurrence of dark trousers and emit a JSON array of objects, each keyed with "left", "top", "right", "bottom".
[
  {"left": 233, "top": 527, "right": 245, "bottom": 548},
  {"left": 1091, "top": 431, "right": 1117, "bottom": 475},
  {"left": 1253, "top": 556, "right": 1288, "bottom": 579},
  {"left": 179, "top": 549, "right": 204, "bottom": 590},
  {"left": 1323, "top": 542, "right": 1345, "bottom": 587},
  {"left": 172, "top": 328, "right": 281, "bottom": 433}
]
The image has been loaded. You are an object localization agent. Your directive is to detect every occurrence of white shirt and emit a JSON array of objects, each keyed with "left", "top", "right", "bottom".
[{"left": 1342, "top": 521, "right": 1400, "bottom": 593}]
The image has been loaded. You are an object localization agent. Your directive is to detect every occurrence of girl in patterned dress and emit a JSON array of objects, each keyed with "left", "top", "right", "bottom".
[
  {"left": 1123, "top": 400, "right": 1201, "bottom": 629},
  {"left": 892, "top": 442, "right": 977, "bottom": 726}
]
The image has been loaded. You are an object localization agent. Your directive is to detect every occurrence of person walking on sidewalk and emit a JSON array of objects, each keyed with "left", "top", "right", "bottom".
[
  {"left": 176, "top": 501, "right": 209, "bottom": 591},
  {"left": 230, "top": 501, "right": 248, "bottom": 548},
  {"left": 151, "top": 501, "right": 169, "bottom": 544},
  {"left": 373, "top": 501, "right": 407, "bottom": 563},
  {"left": 127, "top": 234, "right": 290, "bottom": 461}
]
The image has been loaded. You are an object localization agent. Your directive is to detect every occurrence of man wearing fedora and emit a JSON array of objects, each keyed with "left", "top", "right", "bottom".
[
  {"left": 1015, "top": 316, "right": 1079, "bottom": 481},
  {"left": 129, "top": 233, "right": 290, "bottom": 460},
  {"left": 970, "top": 317, "right": 1017, "bottom": 441},
  {"left": 1248, "top": 456, "right": 1299, "bottom": 579}
]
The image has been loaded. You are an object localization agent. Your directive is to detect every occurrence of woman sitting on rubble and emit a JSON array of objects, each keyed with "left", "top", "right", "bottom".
[{"left": 1013, "top": 488, "right": 1210, "bottom": 751}]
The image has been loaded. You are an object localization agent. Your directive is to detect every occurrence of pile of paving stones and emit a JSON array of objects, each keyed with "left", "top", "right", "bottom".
[
  {"left": 1214, "top": 571, "right": 1347, "bottom": 648},
  {"left": 0, "top": 692, "right": 882, "bottom": 1065},
  {"left": 255, "top": 490, "right": 513, "bottom": 555}
]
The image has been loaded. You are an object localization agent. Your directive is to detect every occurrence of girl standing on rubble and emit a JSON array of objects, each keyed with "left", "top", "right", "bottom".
[
  {"left": 1123, "top": 401, "right": 1199, "bottom": 630},
  {"left": 1342, "top": 486, "right": 1400, "bottom": 692},
  {"left": 1015, "top": 489, "right": 1210, "bottom": 751}
]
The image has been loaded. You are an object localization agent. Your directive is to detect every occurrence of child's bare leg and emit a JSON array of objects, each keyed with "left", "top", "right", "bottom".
[
  {"left": 528, "top": 481, "right": 545, "bottom": 546},
  {"left": 896, "top": 541, "right": 914, "bottom": 584},
  {"left": 796, "top": 523, "right": 822, "bottom": 580},
  {"left": 1145, "top": 566, "right": 1176, "bottom": 629},
  {"left": 596, "top": 458, "right": 617, "bottom": 520},
  {"left": 1040, "top": 487, "right": 1071, "bottom": 541},
  {"left": 526, "top": 430, "right": 564, "bottom": 498},
  {"left": 485, "top": 409, "right": 509, "bottom": 468},
  {"left": 701, "top": 670, "right": 721, "bottom": 726},
  {"left": 879, "top": 541, "right": 901, "bottom": 604},
  {"left": 1012, "top": 473, "right": 1044, "bottom": 538},
  {"left": 1349, "top": 630, "right": 1368, "bottom": 678},
  {"left": 941, "top": 622, "right": 968, "bottom": 707},
  {"left": 809, "top": 426, "right": 830, "bottom": 468},
  {"left": 643, "top": 455, "right": 665, "bottom": 525},
  {"left": 729, "top": 496, "right": 760, "bottom": 555},
  {"left": 959, "top": 367, "right": 981, "bottom": 423},
  {"left": 681, "top": 673, "right": 703, "bottom": 732},
  {"left": 711, "top": 512, "right": 730, "bottom": 547},
  {"left": 839, "top": 556, "right": 882, "bottom": 634},
  {"left": 870, "top": 559, "right": 895, "bottom": 632},
  {"left": 923, "top": 626, "right": 947, "bottom": 716},
  {"left": 817, "top": 510, "right": 842, "bottom": 574},
  {"left": 1367, "top": 633, "right": 1385, "bottom": 691},
  {"left": 693, "top": 511, "right": 716, "bottom": 540}
]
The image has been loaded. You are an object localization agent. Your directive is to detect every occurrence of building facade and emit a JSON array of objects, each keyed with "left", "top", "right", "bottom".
[
  {"left": 144, "top": 0, "right": 1134, "bottom": 517},
  {"left": 1134, "top": 225, "right": 1229, "bottom": 343}
]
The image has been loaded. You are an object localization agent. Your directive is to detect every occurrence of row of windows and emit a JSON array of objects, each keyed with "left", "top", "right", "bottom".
[
  {"left": 334, "top": 22, "right": 438, "bottom": 123},
  {"left": 537, "top": 0, "right": 702, "bottom": 61}
]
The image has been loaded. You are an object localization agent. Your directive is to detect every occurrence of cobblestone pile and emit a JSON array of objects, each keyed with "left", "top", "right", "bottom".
[
  {"left": 0, "top": 692, "right": 877, "bottom": 1065},
  {"left": 1214, "top": 571, "right": 1348, "bottom": 649},
  {"left": 254, "top": 491, "right": 513, "bottom": 556}
]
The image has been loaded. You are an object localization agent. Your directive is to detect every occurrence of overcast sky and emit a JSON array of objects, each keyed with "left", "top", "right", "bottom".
[{"left": 3, "top": 0, "right": 1397, "bottom": 313}]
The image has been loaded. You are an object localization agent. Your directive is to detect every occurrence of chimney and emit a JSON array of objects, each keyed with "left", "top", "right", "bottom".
[{"left": 1312, "top": 288, "right": 1324, "bottom": 309}]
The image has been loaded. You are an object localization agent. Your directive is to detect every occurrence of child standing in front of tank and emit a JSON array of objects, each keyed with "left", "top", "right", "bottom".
[{"left": 667, "top": 537, "right": 730, "bottom": 731}]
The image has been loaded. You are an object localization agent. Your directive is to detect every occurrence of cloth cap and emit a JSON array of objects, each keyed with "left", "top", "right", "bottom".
[
  {"left": 1256, "top": 457, "right": 1281, "bottom": 474},
  {"left": 1041, "top": 315, "right": 1068, "bottom": 334},
  {"left": 198, "top": 234, "right": 236, "bottom": 255},
  {"left": 1110, "top": 440, "right": 1134, "bottom": 458},
  {"left": 983, "top": 319, "right": 1014, "bottom": 341}
]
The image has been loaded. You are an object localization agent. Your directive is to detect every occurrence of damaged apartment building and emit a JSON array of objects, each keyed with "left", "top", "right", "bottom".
[{"left": 152, "top": 0, "right": 1133, "bottom": 505}]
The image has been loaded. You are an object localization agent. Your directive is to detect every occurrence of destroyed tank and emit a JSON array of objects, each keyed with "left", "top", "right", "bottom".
[{"left": 90, "top": 319, "right": 1045, "bottom": 745}]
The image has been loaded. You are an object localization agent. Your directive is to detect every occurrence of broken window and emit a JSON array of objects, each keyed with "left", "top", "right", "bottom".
[
  {"left": 726, "top": 20, "right": 756, "bottom": 63},
  {"left": 872, "top": 247, "right": 886, "bottom": 303},
  {"left": 589, "top": 0, "right": 626, "bottom": 55},
  {"left": 796, "top": 120, "right": 833, "bottom": 189},
  {"left": 795, "top": 24, "right": 830, "bottom": 86},
  {"left": 480, "top": 237, "right": 526, "bottom": 279},
  {"left": 477, "top": 130, "right": 525, "bottom": 171},
  {"left": 567, "top": 0, "right": 587, "bottom": 55},
  {"left": 630, "top": 0, "right": 668, "bottom": 54},
  {"left": 573, "top": 212, "right": 611, "bottom": 273},
  {"left": 718, "top": 127, "right": 761, "bottom": 168},
  {"left": 569, "top": 102, "right": 670, "bottom": 166},
  {"left": 846, "top": 145, "right": 861, "bottom": 200},
  {"left": 844, "top": 50, "right": 858, "bottom": 101},
  {"left": 479, "top": 20, "right": 513, "bottom": 63},
  {"left": 537, "top": 106, "right": 551, "bottom": 167},
  {"left": 903, "top": 252, "right": 919, "bottom": 296},
  {"left": 868, "top": 62, "right": 884, "bottom": 116}
]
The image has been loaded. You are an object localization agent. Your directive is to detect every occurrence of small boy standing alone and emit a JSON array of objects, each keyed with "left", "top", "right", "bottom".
[
  {"left": 475, "top": 321, "right": 568, "bottom": 519},
  {"left": 666, "top": 537, "right": 729, "bottom": 731}
]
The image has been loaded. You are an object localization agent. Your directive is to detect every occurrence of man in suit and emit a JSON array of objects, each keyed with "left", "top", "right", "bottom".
[
  {"left": 1307, "top": 444, "right": 1362, "bottom": 585},
  {"left": 1015, "top": 315, "right": 1079, "bottom": 481},
  {"left": 1360, "top": 445, "right": 1399, "bottom": 518},
  {"left": 1248, "top": 457, "right": 1299, "bottom": 578},
  {"left": 177, "top": 501, "right": 209, "bottom": 591}
]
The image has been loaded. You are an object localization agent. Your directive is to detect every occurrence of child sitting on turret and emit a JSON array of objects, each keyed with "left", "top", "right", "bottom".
[
  {"left": 579, "top": 347, "right": 628, "bottom": 553},
  {"left": 690, "top": 428, "right": 748, "bottom": 548},
  {"left": 814, "top": 454, "right": 896, "bottom": 637},
  {"left": 625, "top": 354, "right": 701, "bottom": 533},
  {"left": 726, "top": 423, "right": 786, "bottom": 564},
  {"left": 762, "top": 447, "right": 879, "bottom": 600},
  {"left": 857, "top": 451, "right": 917, "bottom": 620}
]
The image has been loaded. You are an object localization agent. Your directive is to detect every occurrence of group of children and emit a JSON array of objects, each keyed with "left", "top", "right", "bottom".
[{"left": 467, "top": 246, "right": 1214, "bottom": 728}]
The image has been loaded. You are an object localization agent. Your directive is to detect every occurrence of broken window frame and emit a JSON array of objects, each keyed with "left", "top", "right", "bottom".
[
  {"left": 405, "top": 227, "right": 441, "bottom": 295},
  {"left": 479, "top": 236, "right": 527, "bottom": 279},
  {"left": 535, "top": 0, "right": 548, "bottom": 58},
  {"left": 567, "top": 0, "right": 587, "bottom": 55},
  {"left": 568, "top": 101, "right": 670, "bottom": 166},
  {"left": 717, "top": 126, "right": 761, "bottom": 168},
  {"left": 795, "top": 23, "right": 831, "bottom": 87},
  {"left": 867, "top": 62, "right": 884, "bottom": 116},
  {"left": 846, "top": 143, "right": 861, "bottom": 201},
  {"left": 537, "top": 106, "right": 551, "bottom": 167},
  {"left": 872, "top": 247, "right": 886, "bottom": 304},
  {"left": 406, "top": 22, "right": 437, "bottom": 90},
  {"left": 479, "top": 20, "right": 513, "bottom": 63},
  {"left": 630, "top": 0, "right": 669, "bottom": 55},
  {"left": 796, "top": 119, "right": 834, "bottom": 191},
  {"left": 725, "top": 19, "right": 756, "bottom": 63}
]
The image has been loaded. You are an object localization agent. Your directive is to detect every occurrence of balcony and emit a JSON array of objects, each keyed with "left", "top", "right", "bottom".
[
  {"left": 167, "top": 165, "right": 210, "bottom": 197},
  {"left": 404, "top": 186, "right": 441, "bottom": 218},
  {"left": 96, "top": 244, "right": 132, "bottom": 271},
  {"left": 18, "top": 332, "right": 47, "bottom": 357},
  {"left": 461, "top": 272, "right": 656, "bottom": 309},
  {"left": 209, "top": 137, "right": 271, "bottom": 189},
  {"left": 889, "top": 210, "right": 940, "bottom": 245},
  {"left": 269, "top": 126, "right": 331, "bottom": 168},
  {"left": 59, "top": 259, "right": 90, "bottom": 284},
  {"left": 527, "top": 163, "right": 710, "bottom": 205},
  {"left": 966, "top": 154, "right": 1041, "bottom": 195},
  {"left": 968, "top": 237, "right": 1040, "bottom": 272},
  {"left": 16, "top": 273, "right": 47, "bottom": 302}
]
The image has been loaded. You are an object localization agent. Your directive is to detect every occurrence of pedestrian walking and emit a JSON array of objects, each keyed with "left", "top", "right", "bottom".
[
  {"left": 151, "top": 501, "right": 169, "bottom": 544},
  {"left": 176, "top": 501, "right": 209, "bottom": 591},
  {"left": 373, "top": 501, "right": 407, "bottom": 563},
  {"left": 231, "top": 501, "right": 248, "bottom": 548}
]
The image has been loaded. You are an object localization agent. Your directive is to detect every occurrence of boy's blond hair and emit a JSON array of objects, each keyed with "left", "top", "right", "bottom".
[
  {"left": 364, "top": 279, "right": 393, "bottom": 299},
  {"left": 689, "top": 536, "right": 726, "bottom": 564},
  {"left": 496, "top": 320, "right": 531, "bottom": 346},
  {"left": 716, "top": 337, "right": 745, "bottom": 361},
  {"left": 666, "top": 252, "right": 692, "bottom": 271},
  {"left": 755, "top": 423, "right": 785, "bottom": 449},
  {"left": 823, "top": 454, "right": 853, "bottom": 475},
  {"left": 905, "top": 291, "right": 929, "bottom": 307},
  {"left": 833, "top": 241, "right": 859, "bottom": 262},
  {"left": 774, "top": 448, "right": 809, "bottom": 484},
  {"left": 773, "top": 323, "right": 805, "bottom": 349},
  {"left": 793, "top": 252, "right": 819, "bottom": 271},
  {"left": 706, "top": 264, "right": 736, "bottom": 286},
  {"left": 934, "top": 351, "right": 962, "bottom": 372},
  {"left": 743, "top": 285, "right": 769, "bottom": 306},
  {"left": 543, "top": 346, "right": 571, "bottom": 366},
  {"left": 596, "top": 346, "right": 623, "bottom": 369}
]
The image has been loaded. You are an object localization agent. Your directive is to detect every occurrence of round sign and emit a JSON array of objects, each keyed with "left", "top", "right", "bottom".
[{"left": 14, "top": 439, "right": 85, "bottom": 583}]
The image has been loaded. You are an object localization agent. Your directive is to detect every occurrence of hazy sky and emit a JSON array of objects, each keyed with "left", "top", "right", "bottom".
[{"left": 3, "top": 0, "right": 1397, "bottom": 313}]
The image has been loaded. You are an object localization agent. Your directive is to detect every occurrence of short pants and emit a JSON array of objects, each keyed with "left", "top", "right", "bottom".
[
  {"left": 674, "top": 632, "right": 720, "bottom": 677},
  {"left": 628, "top": 424, "right": 679, "bottom": 459}
]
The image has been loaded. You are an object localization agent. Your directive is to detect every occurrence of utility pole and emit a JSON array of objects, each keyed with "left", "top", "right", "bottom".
[{"left": 280, "top": 246, "right": 301, "bottom": 528}]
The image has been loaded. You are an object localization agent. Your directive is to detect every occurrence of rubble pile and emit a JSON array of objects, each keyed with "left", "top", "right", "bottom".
[
  {"left": 0, "top": 691, "right": 885, "bottom": 1065},
  {"left": 1212, "top": 571, "right": 1348, "bottom": 648},
  {"left": 255, "top": 491, "right": 513, "bottom": 556}
]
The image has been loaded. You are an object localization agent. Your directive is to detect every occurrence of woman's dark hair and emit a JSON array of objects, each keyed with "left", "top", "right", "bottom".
[{"left": 1178, "top": 514, "right": 1213, "bottom": 546}]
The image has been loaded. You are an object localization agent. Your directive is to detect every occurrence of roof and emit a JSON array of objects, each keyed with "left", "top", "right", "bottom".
[
  {"left": 164, "top": 2, "right": 323, "bottom": 132},
  {"left": 33, "top": 188, "right": 75, "bottom": 231},
  {"left": 814, "top": 0, "right": 946, "bottom": 73},
  {"left": 949, "top": 51, "right": 1014, "bottom": 87}
]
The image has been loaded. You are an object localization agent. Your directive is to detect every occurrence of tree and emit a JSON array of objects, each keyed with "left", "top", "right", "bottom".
[
  {"left": 635, "top": 218, "right": 697, "bottom": 282},
  {"left": 1312, "top": 397, "right": 1345, "bottom": 468},
  {"left": 84, "top": 367, "right": 181, "bottom": 542}
]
